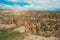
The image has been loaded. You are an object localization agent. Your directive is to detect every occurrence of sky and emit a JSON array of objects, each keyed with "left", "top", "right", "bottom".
[{"left": 0, "top": 0, "right": 60, "bottom": 12}]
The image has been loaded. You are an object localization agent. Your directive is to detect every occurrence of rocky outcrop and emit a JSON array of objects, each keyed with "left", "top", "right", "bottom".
[{"left": 0, "top": 11, "right": 60, "bottom": 39}]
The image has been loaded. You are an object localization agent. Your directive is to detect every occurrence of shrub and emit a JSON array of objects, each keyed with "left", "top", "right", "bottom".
[{"left": 0, "top": 28, "right": 26, "bottom": 40}]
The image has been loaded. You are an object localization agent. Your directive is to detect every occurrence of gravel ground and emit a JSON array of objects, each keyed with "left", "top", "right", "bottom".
[{"left": 24, "top": 35, "right": 59, "bottom": 40}]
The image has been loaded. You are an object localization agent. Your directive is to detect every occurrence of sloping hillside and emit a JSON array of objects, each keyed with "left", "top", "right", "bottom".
[{"left": 0, "top": 10, "right": 60, "bottom": 40}]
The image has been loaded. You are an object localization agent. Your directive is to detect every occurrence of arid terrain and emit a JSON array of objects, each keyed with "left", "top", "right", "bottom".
[{"left": 0, "top": 10, "right": 60, "bottom": 40}]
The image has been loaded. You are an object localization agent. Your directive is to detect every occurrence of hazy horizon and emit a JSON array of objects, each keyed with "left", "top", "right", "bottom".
[{"left": 0, "top": 0, "right": 60, "bottom": 12}]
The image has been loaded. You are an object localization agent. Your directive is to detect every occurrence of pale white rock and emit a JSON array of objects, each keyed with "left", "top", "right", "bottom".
[
  {"left": 13, "top": 26, "right": 26, "bottom": 32},
  {"left": 5, "top": 24, "right": 16, "bottom": 28},
  {"left": 0, "top": 24, "right": 6, "bottom": 29}
]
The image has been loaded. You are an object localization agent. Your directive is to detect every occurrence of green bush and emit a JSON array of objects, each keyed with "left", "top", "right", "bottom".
[
  {"left": 47, "top": 20, "right": 56, "bottom": 26},
  {"left": 0, "top": 28, "right": 26, "bottom": 40},
  {"left": 40, "top": 26, "right": 48, "bottom": 31}
]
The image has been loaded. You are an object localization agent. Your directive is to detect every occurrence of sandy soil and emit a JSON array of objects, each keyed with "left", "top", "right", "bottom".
[{"left": 24, "top": 35, "right": 59, "bottom": 40}]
